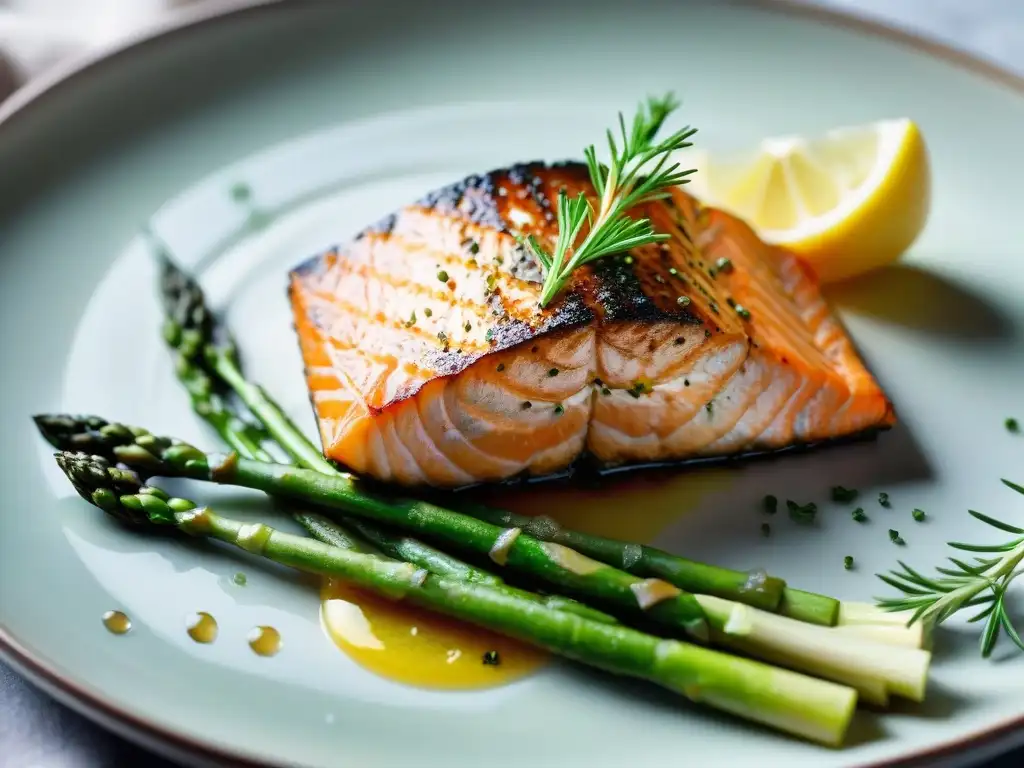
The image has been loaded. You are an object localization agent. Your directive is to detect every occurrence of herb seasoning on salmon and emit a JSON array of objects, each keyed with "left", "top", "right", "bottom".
[{"left": 289, "top": 156, "right": 894, "bottom": 488}]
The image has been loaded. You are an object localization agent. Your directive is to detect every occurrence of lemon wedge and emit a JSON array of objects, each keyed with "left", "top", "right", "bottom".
[{"left": 687, "top": 119, "right": 930, "bottom": 283}]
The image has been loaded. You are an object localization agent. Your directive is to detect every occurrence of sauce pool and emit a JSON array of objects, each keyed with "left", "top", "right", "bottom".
[
  {"left": 321, "top": 580, "right": 546, "bottom": 688},
  {"left": 320, "top": 469, "right": 729, "bottom": 688}
]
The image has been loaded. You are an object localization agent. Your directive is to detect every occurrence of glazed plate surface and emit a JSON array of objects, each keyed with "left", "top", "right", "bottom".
[{"left": 1, "top": 1, "right": 1022, "bottom": 766}]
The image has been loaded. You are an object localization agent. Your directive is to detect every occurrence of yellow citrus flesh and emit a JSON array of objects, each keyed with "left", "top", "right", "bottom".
[{"left": 688, "top": 119, "right": 931, "bottom": 283}]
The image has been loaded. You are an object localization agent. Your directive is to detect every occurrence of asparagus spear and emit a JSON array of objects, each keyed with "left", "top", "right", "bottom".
[
  {"left": 56, "top": 450, "right": 858, "bottom": 746},
  {"left": 36, "top": 416, "right": 708, "bottom": 638},
  {"left": 459, "top": 503, "right": 834, "bottom": 624},
  {"left": 297, "top": 511, "right": 619, "bottom": 625},
  {"left": 156, "top": 251, "right": 268, "bottom": 460}
]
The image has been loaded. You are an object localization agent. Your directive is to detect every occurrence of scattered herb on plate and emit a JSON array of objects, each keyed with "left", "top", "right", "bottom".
[
  {"left": 787, "top": 500, "right": 817, "bottom": 525},
  {"left": 877, "top": 480, "right": 1024, "bottom": 657},
  {"left": 831, "top": 486, "right": 859, "bottom": 503}
]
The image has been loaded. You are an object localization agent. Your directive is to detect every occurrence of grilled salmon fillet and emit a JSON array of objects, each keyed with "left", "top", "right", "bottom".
[{"left": 289, "top": 162, "right": 894, "bottom": 487}]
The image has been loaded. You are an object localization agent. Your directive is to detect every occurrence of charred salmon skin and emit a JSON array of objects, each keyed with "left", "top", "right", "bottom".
[{"left": 289, "top": 162, "right": 894, "bottom": 487}]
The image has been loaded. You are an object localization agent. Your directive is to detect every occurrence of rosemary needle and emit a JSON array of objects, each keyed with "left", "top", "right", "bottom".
[{"left": 520, "top": 93, "right": 698, "bottom": 307}]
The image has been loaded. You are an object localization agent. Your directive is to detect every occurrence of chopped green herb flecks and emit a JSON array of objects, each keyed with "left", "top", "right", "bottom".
[
  {"left": 715, "top": 256, "right": 734, "bottom": 273},
  {"left": 888, "top": 529, "right": 905, "bottom": 545},
  {"left": 485, "top": 328, "right": 494, "bottom": 342},
  {"left": 424, "top": 307, "right": 433, "bottom": 318},
  {"left": 787, "top": 500, "right": 817, "bottom": 525},
  {"left": 878, "top": 492, "right": 891, "bottom": 508},
  {"left": 683, "top": 379, "right": 690, "bottom": 387},
  {"left": 851, "top": 507, "right": 867, "bottom": 523},
  {"left": 760, "top": 522, "right": 771, "bottom": 537},
  {"left": 553, "top": 403, "right": 564, "bottom": 415},
  {"left": 674, "top": 337, "right": 685, "bottom": 345},
  {"left": 404, "top": 311, "right": 417, "bottom": 328},
  {"left": 735, "top": 304, "right": 751, "bottom": 320},
  {"left": 830, "top": 486, "right": 859, "bottom": 503},
  {"left": 464, "top": 239, "right": 480, "bottom": 255},
  {"left": 230, "top": 182, "right": 252, "bottom": 203},
  {"left": 464, "top": 321, "right": 472, "bottom": 333},
  {"left": 912, "top": 508, "right": 926, "bottom": 522},
  {"left": 623, "top": 255, "right": 634, "bottom": 265},
  {"left": 843, "top": 556, "right": 854, "bottom": 571},
  {"left": 521, "top": 401, "right": 532, "bottom": 410},
  {"left": 630, "top": 380, "right": 653, "bottom": 397},
  {"left": 437, "top": 270, "right": 449, "bottom": 283},
  {"left": 601, "top": 387, "right": 611, "bottom": 396},
  {"left": 1006, "top": 418, "right": 1020, "bottom": 433},
  {"left": 482, "top": 650, "right": 501, "bottom": 666},
  {"left": 496, "top": 363, "right": 506, "bottom": 372},
  {"left": 763, "top": 495, "right": 778, "bottom": 515},
  {"left": 677, "top": 296, "right": 691, "bottom": 307},
  {"left": 548, "top": 368, "right": 559, "bottom": 377}
]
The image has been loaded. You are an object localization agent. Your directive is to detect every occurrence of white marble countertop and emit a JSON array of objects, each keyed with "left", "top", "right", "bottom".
[{"left": 0, "top": 1, "right": 1021, "bottom": 767}]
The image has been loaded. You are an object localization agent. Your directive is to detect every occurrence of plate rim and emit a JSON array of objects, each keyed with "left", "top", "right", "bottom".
[{"left": 1, "top": 1, "right": 1023, "bottom": 766}]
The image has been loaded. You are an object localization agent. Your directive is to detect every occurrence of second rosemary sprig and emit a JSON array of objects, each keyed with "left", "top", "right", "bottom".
[{"left": 876, "top": 479, "right": 1024, "bottom": 658}]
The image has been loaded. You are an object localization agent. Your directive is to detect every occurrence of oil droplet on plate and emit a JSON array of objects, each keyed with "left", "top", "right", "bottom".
[
  {"left": 248, "top": 626, "right": 282, "bottom": 657},
  {"left": 186, "top": 612, "right": 218, "bottom": 644},
  {"left": 102, "top": 610, "right": 131, "bottom": 635},
  {"left": 321, "top": 580, "right": 546, "bottom": 689}
]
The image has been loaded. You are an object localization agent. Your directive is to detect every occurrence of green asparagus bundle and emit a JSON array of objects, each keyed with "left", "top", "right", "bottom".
[
  {"left": 55, "top": 449, "right": 858, "bottom": 747},
  {"left": 34, "top": 414, "right": 931, "bottom": 703},
  {"left": 36, "top": 415, "right": 709, "bottom": 639}
]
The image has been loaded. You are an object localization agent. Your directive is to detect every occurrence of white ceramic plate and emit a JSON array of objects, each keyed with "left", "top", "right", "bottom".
[{"left": 1, "top": 1, "right": 1023, "bottom": 766}]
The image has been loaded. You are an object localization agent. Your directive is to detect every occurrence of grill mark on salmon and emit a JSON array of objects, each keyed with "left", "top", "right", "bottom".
[{"left": 289, "top": 161, "right": 895, "bottom": 487}]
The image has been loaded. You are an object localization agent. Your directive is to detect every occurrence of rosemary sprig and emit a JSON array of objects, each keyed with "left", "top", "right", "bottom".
[
  {"left": 522, "top": 93, "right": 698, "bottom": 307},
  {"left": 875, "top": 479, "right": 1024, "bottom": 658}
]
